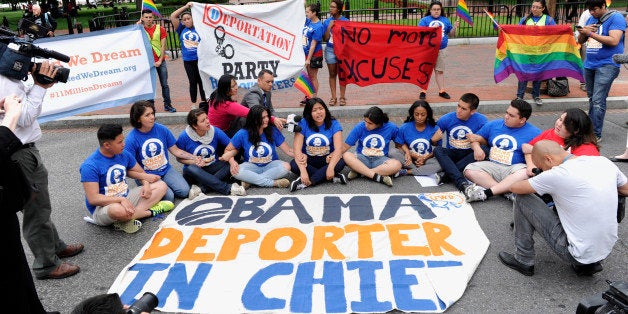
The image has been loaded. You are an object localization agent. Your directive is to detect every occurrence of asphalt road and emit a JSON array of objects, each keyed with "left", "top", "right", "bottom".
[{"left": 27, "top": 109, "right": 628, "bottom": 313}]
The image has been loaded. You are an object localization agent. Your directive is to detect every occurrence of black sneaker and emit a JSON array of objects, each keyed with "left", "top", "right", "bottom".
[
  {"left": 333, "top": 173, "right": 347, "bottom": 184},
  {"left": 572, "top": 262, "right": 603, "bottom": 276},
  {"left": 438, "top": 91, "right": 451, "bottom": 99},
  {"left": 419, "top": 92, "right": 426, "bottom": 100},
  {"left": 164, "top": 105, "right": 177, "bottom": 113},
  {"left": 498, "top": 251, "right": 534, "bottom": 276},
  {"left": 290, "top": 177, "right": 306, "bottom": 192}
]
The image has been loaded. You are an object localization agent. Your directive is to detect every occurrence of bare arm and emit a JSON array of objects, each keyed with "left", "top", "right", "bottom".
[
  {"left": 170, "top": 2, "right": 192, "bottom": 29},
  {"left": 509, "top": 179, "right": 536, "bottom": 195}
]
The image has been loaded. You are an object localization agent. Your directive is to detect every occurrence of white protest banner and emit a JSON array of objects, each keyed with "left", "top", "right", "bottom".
[
  {"left": 109, "top": 192, "right": 489, "bottom": 313},
  {"left": 32, "top": 25, "right": 155, "bottom": 123},
  {"left": 193, "top": 0, "right": 306, "bottom": 91}
]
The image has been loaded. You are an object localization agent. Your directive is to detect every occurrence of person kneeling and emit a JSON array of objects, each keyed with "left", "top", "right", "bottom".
[{"left": 80, "top": 124, "right": 174, "bottom": 234}]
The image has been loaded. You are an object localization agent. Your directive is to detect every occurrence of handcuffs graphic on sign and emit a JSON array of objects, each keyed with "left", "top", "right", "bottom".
[{"left": 214, "top": 26, "right": 234, "bottom": 59}]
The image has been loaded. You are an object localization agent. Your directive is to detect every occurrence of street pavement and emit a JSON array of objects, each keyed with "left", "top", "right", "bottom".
[{"left": 29, "top": 109, "right": 628, "bottom": 313}]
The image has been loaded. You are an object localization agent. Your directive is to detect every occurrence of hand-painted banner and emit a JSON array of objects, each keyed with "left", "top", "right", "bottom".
[
  {"left": 331, "top": 21, "right": 441, "bottom": 90},
  {"left": 33, "top": 25, "right": 156, "bottom": 123},
  {"left": 193, "top": 0, "right": 306, "bottom": 92},
  {"left": 109, "top": 193, "right": 489, "bottom": 313},
  {"left": 494, "top": 24, "right": 584, "bottom": 83}
]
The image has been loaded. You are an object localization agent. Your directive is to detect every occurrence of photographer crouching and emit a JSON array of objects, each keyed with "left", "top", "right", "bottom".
[{"left": 0, "top": 46, "right": 84, "bottom": 279}]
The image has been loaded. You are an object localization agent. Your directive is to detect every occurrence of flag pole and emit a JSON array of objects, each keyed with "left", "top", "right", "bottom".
[{"left": 483, "top": 9, "right": 502, "bottom": 31}]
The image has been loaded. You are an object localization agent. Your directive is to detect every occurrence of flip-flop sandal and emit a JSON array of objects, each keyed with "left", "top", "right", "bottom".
[
  {"left": 329, "top": 98, "right": 337, "bottom": 106},
  {"left": 339, "top": 97, "right": 346, "bottom": 106}
]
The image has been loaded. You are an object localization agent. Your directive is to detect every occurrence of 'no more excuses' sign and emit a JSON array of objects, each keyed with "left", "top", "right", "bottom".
[{"left": 109, "top": 193, "right": 489, "bottom": 313}]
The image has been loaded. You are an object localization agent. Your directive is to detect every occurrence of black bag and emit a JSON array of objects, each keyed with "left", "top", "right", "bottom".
[
  {"left": 0, "top": 160, "right": 35, "bottom": 213},
  {"left": 310, "top": 56, "right": 323, "bottom": 69},
  {"left": 547, "top": 77, "right": 570, "bottom": 97}
]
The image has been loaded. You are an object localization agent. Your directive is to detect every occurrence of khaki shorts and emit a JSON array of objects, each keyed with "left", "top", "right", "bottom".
[
  {"left": 92, "top": 187, "right": 142, "bottom": 226},
  {"left": 464, "top": 161, "right": 526, "bottom": 182},
  {"left": 434, "top": 49, "right": 446, "bottom": 72}
]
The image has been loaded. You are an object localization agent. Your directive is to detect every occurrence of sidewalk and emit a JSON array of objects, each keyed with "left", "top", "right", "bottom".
[{"left": 43, "top": 39, "right": 628, "bottom": 127}]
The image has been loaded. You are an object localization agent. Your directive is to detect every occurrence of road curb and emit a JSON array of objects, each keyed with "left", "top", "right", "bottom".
[{"left": 41, "top": 97, "right": 627, "bottom": 129}]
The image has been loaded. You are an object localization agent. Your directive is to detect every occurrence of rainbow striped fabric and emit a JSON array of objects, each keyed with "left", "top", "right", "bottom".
[
  {"left": 294, "top": 70, "right": 316, "bottom": 98},
  {"left": 606, "top": 0, "right": 612, "bottom": 7},
  {"left": 456, "top": 0, "right": 473, "bottom": 26},
  {"left": 494, "top": 25, "right": 584, "bottom": 83},
  {"left": 142, "top": 0, "right": 162, "bottom": 18},
  {"left": 484, "top": 10, "right": 499, "bottom": 31}
]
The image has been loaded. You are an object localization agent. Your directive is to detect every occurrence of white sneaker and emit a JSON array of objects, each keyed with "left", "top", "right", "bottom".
[
  {"left": 230, "top": 183, "right": 247, "bottom": 196},
  {"left": 188, "top": 184, "right": 201, "bottom": 200},
  {"left": 464, "top": 184, "right": 487, "bottom": 202},
  {"left": 347, "top": 170, "right": 359, "bottom": 180}
]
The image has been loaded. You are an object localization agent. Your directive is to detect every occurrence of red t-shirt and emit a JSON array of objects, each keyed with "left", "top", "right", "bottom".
[
  {"left": 144, "top": 24, "right": 167, "bottom": 62},
  {"left": 529, "top": 129, "right": 599, "bottom": 156}
]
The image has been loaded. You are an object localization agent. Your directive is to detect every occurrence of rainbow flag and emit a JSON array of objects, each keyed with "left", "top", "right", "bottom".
[
  {"left": 484, "top": 9, "right": 499, "bottom": 31},
  {"left": 606, "top": 0, "right": 611, "bottom": 6},
  {"left": 456, "top": 0, "right": 473, "bottom": 26},
  {"left": 494, "top": 25, "right": 584, "bottom": 83},
  {"left": 142, "top": 0, "right": 162, "bottom": 18},
  {"left": 294, "top": 70, "right": 316, "bottom": 98}
]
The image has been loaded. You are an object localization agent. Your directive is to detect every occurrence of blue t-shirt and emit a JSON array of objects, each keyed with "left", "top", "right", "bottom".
[
  {"left": 518, "top": 14, "right": 556, "bottom": 26},
  {"left": 303, "top": 19, "right": 324, "bottom": 56},
  {"left": 298, "top": 119, "right": 343, "bottom": 156},
  {"left": 79, "top": 149, "right": 137, "bottom": 214},
  {"left": 584, "top": 13, "right": 626, "bottom": 69},
  {"left": 345, "top": 121, "right": 399, "bottom": 157},
  {"left": 394, "top": 122, "right": 439, "bottom": 156},
  {"left": 231, "top": 127, "right": 285, "bottom": 166},
  {"left": 124, "top": 123, "right": 176, "bottom": 177},
  {"left": 476, "top": 119, "right": 541, "bottom": 165},
  {"left": 177, "top": 24, "right": 202, "bottom": 62},
  {"left": 437, "top": 112, "right": 489, "bottom": 149},
  {"left": 418, "top": 15, "right": 453, "bottom": 49},
  {"left": 322, "top": 16, "right": 348, "bottom": 48},
  {"left": 175, "top": 126, "right": 231, "bottom": 170}
]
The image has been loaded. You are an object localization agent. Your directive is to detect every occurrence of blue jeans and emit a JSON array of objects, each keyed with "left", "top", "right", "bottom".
[
  {"left": 585, "top": 65, "right": 620, "bottom": 138},
  {"left": 289, "top": 155, "right": 346, "bottom": 185},
  {"left": 156, "top": 60, "right": 172, "bottom": 106},
  {"left": 183, "top": 161, "right": 231, "bottom": 195},
  {"left": 161, "top": 167, "right": 190, "bottom": 201},
  {"left": 234, "top": 160, "right": 289, "bottom": 187},
  {"left": 434, "top": 146, "right": 488, "bottom": 191},
  {"left": 513, "top": 194, "right": 583, "bottom": 267},
  {"left": 516, "top": 80, "right": 541, "bottom": 98}
]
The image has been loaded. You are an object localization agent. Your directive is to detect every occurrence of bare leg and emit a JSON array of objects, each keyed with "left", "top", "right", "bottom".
[
  {"left": 463, "top": 169, "right": 498, "bottom": 189},
  {"left": 434, "top": 70, "right": 445, "bottom": 91},
  {"left": 328, "top": 63, "right": 338, "bottom": 101},
  {"left": 307, "top": 65, "right": 319, "bottom": 98},
  {"left": 487, "top": 169, "right": 528, "bottom": 195}
]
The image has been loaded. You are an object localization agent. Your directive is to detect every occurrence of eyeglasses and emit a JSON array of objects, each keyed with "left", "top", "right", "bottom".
[{"left": 531, "top": 5, "right": 543, "bottom": 9}]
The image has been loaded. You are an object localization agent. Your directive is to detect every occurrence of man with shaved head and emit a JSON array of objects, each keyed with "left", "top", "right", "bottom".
[{"left": 501, "top": 140, "right": 628, "bottom": 276}]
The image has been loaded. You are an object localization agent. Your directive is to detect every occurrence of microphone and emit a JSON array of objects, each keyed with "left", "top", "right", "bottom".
[{"left": 613, "top": 54, "right": 628, "bottom": 64}]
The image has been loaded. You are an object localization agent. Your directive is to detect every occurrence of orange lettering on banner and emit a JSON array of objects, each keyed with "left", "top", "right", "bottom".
[
  {"left": 344, "top": 224, "right": 386, "bottom": 259},
  {"left": 423, "top": 222, "right": 464, "bottom": 256},
  {"left": 387, "top": 224, "right": 431, "bottom": 256},
  {"left": 140, "top": 227, "right": 184, "bottom": 260},
  {"left": 217, "top": 228, "right": 260, "bottom": 261},
  {"left": 178, "top": 228, "right": 223, "bottom": 262},
  {"left": 311, "top": 226, "right": 346, "bottom": 260},
  {"left": 259, "top": 227, "right": 307, "bottom": 260}
]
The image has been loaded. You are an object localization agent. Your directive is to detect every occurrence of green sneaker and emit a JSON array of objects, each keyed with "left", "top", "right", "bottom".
[
  {"left": 113, "top": 219, "right": 142, "bottom": 234},
  {"left": 149, "top": 200, "right": 175, "bottom": 217}
]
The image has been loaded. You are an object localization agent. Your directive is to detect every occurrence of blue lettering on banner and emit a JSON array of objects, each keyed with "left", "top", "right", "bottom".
[{"left": 346, "top": 261, "right": 392, "bottom": 312}]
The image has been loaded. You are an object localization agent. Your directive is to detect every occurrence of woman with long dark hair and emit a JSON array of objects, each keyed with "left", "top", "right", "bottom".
[
  {"left": 289, "top": 97, "right": 346, "bottom": 192},
  {"left": 221, "top": 105, "right": 294, "bottom": 188},
  {"left": 303, "top": 3, "right": 324, "bottom": 99}
]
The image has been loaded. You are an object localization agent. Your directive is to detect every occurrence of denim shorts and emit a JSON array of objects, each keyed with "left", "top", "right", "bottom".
[
  {"left": 357, "top": 153, "right": 390, "bottom": 169},
  {"left": 325, "top": 45, "right": 337, "bottom": 64}
]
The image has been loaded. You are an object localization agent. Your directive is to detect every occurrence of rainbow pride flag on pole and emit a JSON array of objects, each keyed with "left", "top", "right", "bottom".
[
  {"left": 483, "top": 9, "right": 499, "bottom": 31},
  {"left": 494, "top": 25, "right": 584, "bottom": 83},
  {"left": 142, "top": 0, "right": 162, "bottom": 18},
  {"left": 456, "top": 0, "right": 473, "bottom": 26},
  {"left": 294, "top": 70, "right": 316, "bottom": 98}
]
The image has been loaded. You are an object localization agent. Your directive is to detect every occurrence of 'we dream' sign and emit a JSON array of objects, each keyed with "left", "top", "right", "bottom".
[{"left": 109, "top": 193, "right": 489, "bottom": 313}]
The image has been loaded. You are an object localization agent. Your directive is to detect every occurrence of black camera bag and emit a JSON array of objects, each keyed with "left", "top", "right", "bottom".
[{"left": 0, "top": 42, "right": 31, "bottom": 80}]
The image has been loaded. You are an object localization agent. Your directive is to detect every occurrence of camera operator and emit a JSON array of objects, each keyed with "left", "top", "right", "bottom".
[
  {"left": 0, "top": 60, "right": 84, "bottom": 280},
  {"left": 27, "top": 4, "right": 56, "bottom": 37},
  {"left": 0, "top": 95, "right": 58, "bottom": 312}
]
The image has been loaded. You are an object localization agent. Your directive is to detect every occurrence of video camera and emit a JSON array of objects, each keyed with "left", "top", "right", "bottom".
[
  {"left": 576, "top": 280, "right": 627, "bottom": 314},
  {"left": 0, "top": 26, "right": 70, "bottom": 84},
  {"left": 126, "top": 292, "right": 159, "bottom": 314},
  {"left": 284, "top": 114, "right": 302, "bottom": 132}
]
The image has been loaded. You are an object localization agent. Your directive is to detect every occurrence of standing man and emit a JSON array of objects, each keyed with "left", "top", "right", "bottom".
[
  {"left": 140, "top": 9, "right": 177, "bottom": 113},
  {"left": 576, "top": 0, "right": 626, "bottom": 141},
  {"left": 0, "top": 61, "right": 84, "bottom": 280},
  {"left": 433, "top": 93, "right": 489, "bottom": 193},
  {"left": 28, "top": 4, "right": 56, "bottom": 38},
  {"left": 241, "top": 69, "right": 276, "bottom": 115},
  {"left": 501, "top": 140, "right": 627, "bottom": 276}
]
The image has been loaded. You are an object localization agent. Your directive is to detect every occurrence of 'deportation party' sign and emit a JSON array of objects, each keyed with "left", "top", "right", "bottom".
[{"left": 109, "top": 193, "right": 489, "bottom": 313}]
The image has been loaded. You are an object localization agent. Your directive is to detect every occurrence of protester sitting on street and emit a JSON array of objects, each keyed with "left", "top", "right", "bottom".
[
  {"left": 463, "top": 99, "right": 541, "bottom": 202},
  {"left": 125, "top": 101, "right": 200, "bottom": 201},
  {"left": 221, "top": 105, "right": 294, "bottom": 189},
  {"left": 170, "top": 2, "right": 206, "bottom": 108},
  {"left": 289, "top": 97, "right": 346, "bottom": 192},
  {"left": 341, "top": 106, "right": 402, "bottom": 187},
  {"left": 241, "top": 69, "right": 276, "bottom": 114},
  {"left": 207, "top": 74, "right": 283, "bottom": 137},
  {"left": 501, "top": 140, "right": 628, "bottom": 276},
  {"left": 323, "top": 0, "right": 348, "bottom": 106},
  {"left": 516, "top": 0, "right": 556, "bottom": 106},
  {"left": 522, "top": 108, "right": 599, "bottom": 176},
  {"left": 433, "top": 93, "right": 489, "bottom": 192},
  {"left": 417, "top": 1, "right": 458, "bottom": 100},
  {"left": 80, "top": 124, "right": 173, "bottom": 234},
  {"left": 393, "top": 100, "right": 442, "bottom": 177},
  {"left": 175, "top": 109, "right": 246, "bottom": 198},
  {"left": 303, "top": 3, "right": 324, "bottom": 99}
]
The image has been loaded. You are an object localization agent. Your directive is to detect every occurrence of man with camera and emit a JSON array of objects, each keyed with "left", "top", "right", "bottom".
[
  {"left": 501, "top": 140, "right": 628, "bottom": 277},
  {"left": 0, "top": 60, "right": 84, "bottom": 280},
  {"left": 27, "top": 4, "right": 57, "bottom": 37}
]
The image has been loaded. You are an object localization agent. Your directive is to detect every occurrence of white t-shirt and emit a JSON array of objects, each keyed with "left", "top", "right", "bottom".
[{"left": 529, "top": 156, "right": 626, "bottom": 263}]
